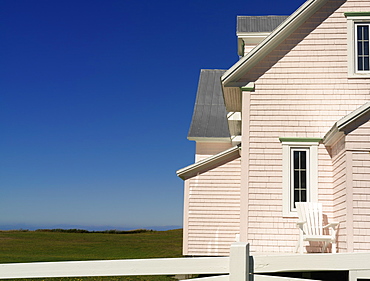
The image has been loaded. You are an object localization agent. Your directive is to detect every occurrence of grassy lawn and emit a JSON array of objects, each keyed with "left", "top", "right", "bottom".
[{"left": 0, "top": 229, "right": 183, "bottom": 281}]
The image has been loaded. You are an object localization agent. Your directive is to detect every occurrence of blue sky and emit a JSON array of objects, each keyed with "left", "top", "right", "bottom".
[{"left": 0, "top": 0, "right": 304, "bottom": 231}]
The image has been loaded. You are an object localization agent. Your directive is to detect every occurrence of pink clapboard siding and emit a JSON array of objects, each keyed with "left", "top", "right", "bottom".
[
  {"left": 331, "top": 136, "right": 347, "bottom": 252},
  {"left": 347, "top": 120, "right": 370, "bottom": 252},
  {"left": 239, "top": 0, "right": 370, "bottom": 253},
  {"left": 183, "top": 142, "right": 241, "bottom": 256},
  {"left": 195, "top": 142, "right": 234, "bottom": 161}
]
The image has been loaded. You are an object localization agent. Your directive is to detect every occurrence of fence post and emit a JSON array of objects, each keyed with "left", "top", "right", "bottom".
[{"left": 229, "top": 242, "right": 249, "bottom": 281}]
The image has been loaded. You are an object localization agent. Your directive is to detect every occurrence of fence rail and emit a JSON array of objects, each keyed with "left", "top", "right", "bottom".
[
  {"left": 1, "top": 243, "right": 370, "bottom": 281},
  {"left": 0, "top": 257, "right": 229, "bottom": 279}
]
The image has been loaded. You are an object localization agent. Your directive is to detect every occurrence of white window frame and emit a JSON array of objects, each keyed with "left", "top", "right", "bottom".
[
  {"left": 281, "top": 140, "right": 319, "bottom": 217},
  {"left": 346, "top": 13, "right": 370, "bottom": 78}
]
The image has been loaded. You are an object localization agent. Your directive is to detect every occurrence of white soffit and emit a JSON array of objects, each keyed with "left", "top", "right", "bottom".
[
  {"left": 221, "top": 0, "right": 328, "bottom": 87},
  {"left": 176, "top": 145, "right": 241, "bottom": 180}
]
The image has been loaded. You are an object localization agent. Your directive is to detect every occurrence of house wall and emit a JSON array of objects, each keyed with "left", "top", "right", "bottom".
[
  {"left": 346, "top": 120, "right": 370, "bottom": 252},
  {"left": 195, "top": 142, "right": 233, "bottom": 162},
  {"left": 331, "top": 136, "right": 348, "bottom": 252},
  {"left": 238, "top": 0, "right": 370, "bottom": 253},
  {"left": 183, "top": 155, "right": 241, "bottom": 256}
]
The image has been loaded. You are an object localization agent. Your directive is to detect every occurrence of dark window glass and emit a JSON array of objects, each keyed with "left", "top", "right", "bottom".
[
  {"left": 301, "top": 190, "right": 307, "bottom": 202},
  {"left": 301, "top": 152, "right": 306, "bottom": 169},
  {"left": 365, "top": 41, "right": 369, "bottom": 55},
  {"left": 359, "top": 57, "right": 363, "bottom": 70},
  {"left": 358, "top": 25, "right": 363, "bottom": 40},
  {"left": 292, "top": 150, "right": 308, "bottom": 210},
  {"left": 301, "top": 171, "right": 307, "bottom": 188},
  {"left": 358, "top": 41, "right": 363, "bottom": 55},
  {"left": 357, "top": 25, "right": 370, "bottom": 71}
]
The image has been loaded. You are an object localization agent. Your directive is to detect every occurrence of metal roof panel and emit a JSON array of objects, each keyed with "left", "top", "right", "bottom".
[
  {"left": 188, "top": 69, "right": 230, "bottom": 139},
  {"left": 237, "top": 15, "right": 288, "bottom": 33}
]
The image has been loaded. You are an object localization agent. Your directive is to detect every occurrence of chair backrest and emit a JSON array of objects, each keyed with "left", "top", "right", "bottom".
[{"left": 296, "top": 202, "right": 323, "bottom": 235}]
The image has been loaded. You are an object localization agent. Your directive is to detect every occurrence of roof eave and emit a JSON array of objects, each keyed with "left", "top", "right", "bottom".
[
  {"left": 176, "top": 145, "right": 241, "bottom": 180},
  {"left": 222, "top": 0, "right": 328, "bottom": 87},
  {"left": 323, "top": 102, "right": 370, "bottom": 146},
  {"left": 187, "top": 137, "right": 231, "bottom": 142}
]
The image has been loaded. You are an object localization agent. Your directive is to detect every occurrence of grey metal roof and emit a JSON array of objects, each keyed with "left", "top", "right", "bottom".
[
  {"left": 237, "top": 15, "right": 288, "bottom": 33},
  {"left": 188, "top": 69, "right": 230, "bottom": 139}
]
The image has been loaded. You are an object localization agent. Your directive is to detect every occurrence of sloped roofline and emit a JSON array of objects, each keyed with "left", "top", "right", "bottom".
[
  {"left": 176, "top": 145, "right": 241, "bottom": 180},
  {"left": 221, "top": 0, "right": 328, "bottom": 87},
  {"left": 324, "top": 102, "right": 370, "bottom": 146}
]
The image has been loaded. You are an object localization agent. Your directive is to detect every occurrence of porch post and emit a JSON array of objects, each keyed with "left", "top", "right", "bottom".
[{"left": 229, "top": 242, "right": 250, "bottom": 281}]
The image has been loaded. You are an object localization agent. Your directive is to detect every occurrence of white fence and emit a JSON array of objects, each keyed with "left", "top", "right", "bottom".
[
  {"left": 0, "top": 242, "right": 246, "bottom": 281},
  {"left": 1, "top": 242, "right": 370, "bottom": 281}
]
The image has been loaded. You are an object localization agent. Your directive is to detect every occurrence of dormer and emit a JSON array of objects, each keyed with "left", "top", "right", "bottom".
[{"left": 237, "top": 15, "right": 288, "bottom": 56}]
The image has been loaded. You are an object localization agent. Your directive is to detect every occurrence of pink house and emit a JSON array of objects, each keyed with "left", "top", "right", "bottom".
[{"left": 177, "top": 0, "right": 370, "bottom": 257}]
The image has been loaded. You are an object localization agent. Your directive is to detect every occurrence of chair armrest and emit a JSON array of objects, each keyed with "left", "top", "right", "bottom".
[
  {"left": 323, "top": 222, "right": 339, "bottom": 229},
  {"left": 296, "top": 221, "right": 306, "bottom": 230}
]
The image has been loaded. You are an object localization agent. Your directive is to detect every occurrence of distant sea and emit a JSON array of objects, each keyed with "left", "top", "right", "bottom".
[{"left": 0, "top": 224, "right": 182, "bottom": 231}]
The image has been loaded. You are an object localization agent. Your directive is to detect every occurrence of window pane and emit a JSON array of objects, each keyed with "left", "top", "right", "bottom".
[
  {"left": 358, "top": 41, "right": 363, "bottom": 55},
  {"left": 294, "top": 151, "right": 299, "bottom": 168},
  {"left": 358, "top": 25, "right": 363, "bottom": 40},
  {"left": 300, "top": 151, "right": 306, "bottom": 169},
  {"left": 301, "top": 189, "right": 307, "bottom": 202},
  {"left": 294, "top": 190, "right": 299, "bottom": 207},
  {"left": 365, "top": 57, "right": 370, "bottom": 71},
  {"left": 301, "top": 171, "right": 306, "bottom": 188},
  {"left": 356, "top": 24, "right": 370, "bottom": 72},
  {"left": 365, "top": 41, "right": 369, "bottom": 55},
  {"left": 359, "top": 57, "right": 363, "bottom": 71},
  {"left": 294, "top": 171, "right": 299, "bottom": 187},
  {"left": 291, "top": 149, "right": 309, "bottom": 209}
]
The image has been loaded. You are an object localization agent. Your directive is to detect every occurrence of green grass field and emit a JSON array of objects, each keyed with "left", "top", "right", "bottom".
[{"left": 0, "top": 229, "right": 183, "bottom": 281}]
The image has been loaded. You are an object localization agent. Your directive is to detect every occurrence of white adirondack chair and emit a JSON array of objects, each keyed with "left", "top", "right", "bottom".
[{"left": 296, "top": 202, "right": 339, "bottom": 254}]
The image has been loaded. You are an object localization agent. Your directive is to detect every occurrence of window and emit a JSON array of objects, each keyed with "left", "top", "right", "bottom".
[
  {"left": 291, "top": 148, "right": 309, "bottom": 210},
  {"left": 345, "top": 13, "right": 370, "bottom": 77},
  {"left": 280, "top": 138, "right": 320, "bottom": 217},
  {"left": 355, "top": 23, "right": 370, "bottom": 72}
]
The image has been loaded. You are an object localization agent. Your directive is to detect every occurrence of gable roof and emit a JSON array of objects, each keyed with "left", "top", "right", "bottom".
[
  {"left": 324, "top": 102, "right": 370, "bottom": 146},
  {"left": 188, "top": 69, "right": 230, "bottom": 140},
  {"left": 237, "top": 16, "right": 288, "bottom": 33},
  {"left": 222, "top": 0, "right": 328, "bottom": 87}
]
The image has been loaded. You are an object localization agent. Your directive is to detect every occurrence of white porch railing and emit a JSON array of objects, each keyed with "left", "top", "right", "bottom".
[{"left": 1, "top": 242, "right": 370, "bottom": 281}]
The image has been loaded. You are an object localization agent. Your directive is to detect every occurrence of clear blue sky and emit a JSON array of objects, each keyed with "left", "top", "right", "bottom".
[{"left": 0, "top": 0, "right": 304, "bottom": 231}]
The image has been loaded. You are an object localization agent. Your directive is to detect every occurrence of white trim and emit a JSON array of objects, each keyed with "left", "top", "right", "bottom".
[
  {"left": 227, "top": 112, "right": 242, "bottom": 121},
  {"left": 349, "top": 270, "right": 370, "bottom": 281},
  {"left": 231, "top": 135, "right": 242, "bottom": 145},
  {"left": 337, "top": 101, "right": 370, "bottom": 130},
  {"left": 237, "top": 32, "right": 271, "bottom": 56},
  {"left": 281, "top": 141, "right": 318, "bottom": 217},
  {"left": 346, "top": 15, "right": 370, "bottom": 78},
  {"left": 323, "top": 102, "right": 370, "bottom": 146},
  {"left": 176, "top": 146, "right": 241, "bottom": 180},
  {"left": 222, "top": 0, "right": 328, "bottom": 86}
]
